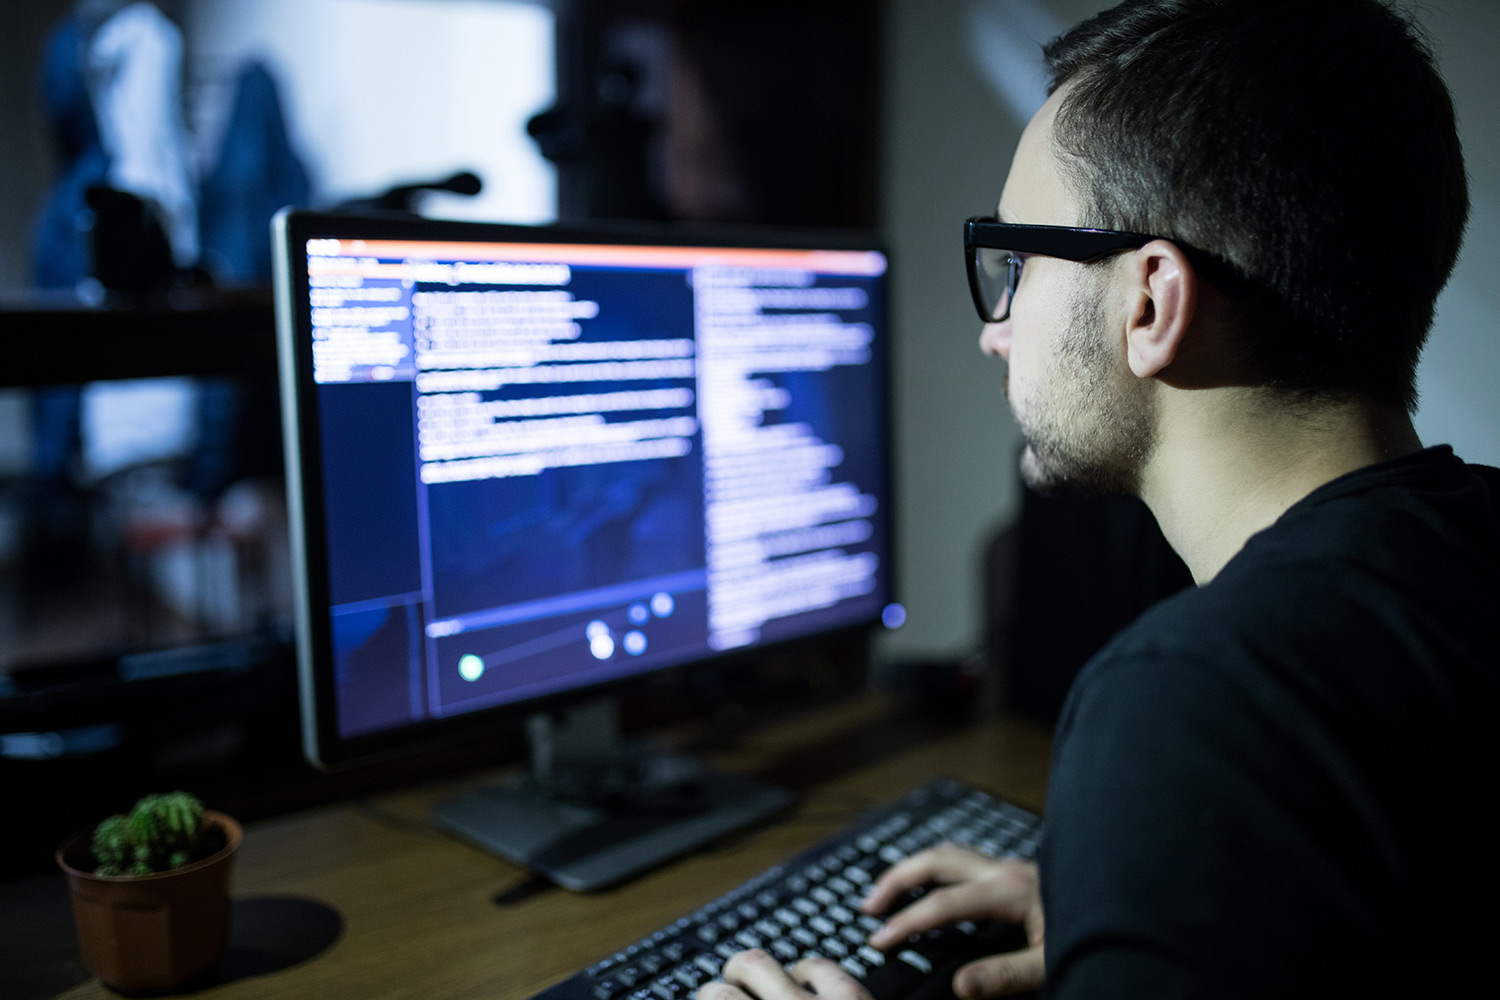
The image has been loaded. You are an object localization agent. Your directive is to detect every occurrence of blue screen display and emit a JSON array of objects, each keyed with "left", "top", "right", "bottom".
[{"left": 299, "top": 236, "right": 890, "bottom": 739}]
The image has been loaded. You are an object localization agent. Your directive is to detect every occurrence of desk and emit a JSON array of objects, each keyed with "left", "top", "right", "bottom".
[{"left": 11, "top": 695, "right": 1051, "bottom": 1000}]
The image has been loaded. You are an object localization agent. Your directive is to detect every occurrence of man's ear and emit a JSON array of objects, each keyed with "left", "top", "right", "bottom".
[{"left": 1124, "top": 240, "right": 1197, "bottom": 379}]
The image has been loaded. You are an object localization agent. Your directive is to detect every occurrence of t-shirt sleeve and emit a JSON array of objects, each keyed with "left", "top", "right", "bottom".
[{"left": 1039, "top": 650, "right": 1381, "bottom": 999}]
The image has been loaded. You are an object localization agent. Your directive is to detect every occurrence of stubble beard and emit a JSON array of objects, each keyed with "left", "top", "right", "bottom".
[{"left": 1009, "top": 276, "right": 1157, "bottom": 497}]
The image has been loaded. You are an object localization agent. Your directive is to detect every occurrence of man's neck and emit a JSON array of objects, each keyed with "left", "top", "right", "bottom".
[{"left": 1139, "top": 390, "right": 1423, "bottom": 584}]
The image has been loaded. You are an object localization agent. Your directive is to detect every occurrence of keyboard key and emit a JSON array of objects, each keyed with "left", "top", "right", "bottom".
[
  {"left": 861, "top": 952, "right": 925, "bottom": 997},
  {"left": 771, "top": 940, "right": 799, "bottom": 962},
  {"left": 840, "top": 958, "right": 867, "bottom": 979},
  {"left": 843, "top": 866, "right": 872, "bottom": 885},
  {"left": 650, "top": 978, "right": 684, "bottom": 1000}
]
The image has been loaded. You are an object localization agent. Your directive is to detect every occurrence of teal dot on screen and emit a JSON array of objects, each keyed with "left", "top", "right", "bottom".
[{"left": 458, "top": 654, "right": 485, "bottom": 682}]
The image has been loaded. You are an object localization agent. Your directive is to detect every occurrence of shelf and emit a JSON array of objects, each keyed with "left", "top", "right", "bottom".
[{"left": 1, "top": 288, "right": 277, "bottom": 387}]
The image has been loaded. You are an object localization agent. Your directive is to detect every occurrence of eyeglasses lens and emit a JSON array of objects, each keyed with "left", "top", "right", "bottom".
[{"left": 975, "top": 247, "right": 1018, "bottom": 322}]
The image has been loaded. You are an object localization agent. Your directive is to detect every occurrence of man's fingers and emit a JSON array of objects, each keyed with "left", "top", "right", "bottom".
[
  {"left": 867, "top": 858, "right": 1038, "bottom": 948},
  {"left": 788, "top": 956, "right": 874, "bottom": 1000},
  {"left": 867, "top": 880, "right": 1007, "bottom": 948},
  {"left": 951, "top": 947, "right": 1045, "bottom": 999},
  {"left": 862, "top": 844, "right": 998, "bottom": 913},
  {"left": 719, "top": 949, "right": 807, "bottom": 1000},
  {"left": 696, "top": 981, "right": 752, "bottom": 1000}
]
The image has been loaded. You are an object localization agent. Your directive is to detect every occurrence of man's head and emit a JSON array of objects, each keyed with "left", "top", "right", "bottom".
[{"left": 1037, "top": 0, "right": 1469, "bottom": 414}]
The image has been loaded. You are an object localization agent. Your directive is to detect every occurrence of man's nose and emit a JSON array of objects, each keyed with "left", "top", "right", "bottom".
[{"left": 979, "top": 320, "right": 1011, "bottom": 359}]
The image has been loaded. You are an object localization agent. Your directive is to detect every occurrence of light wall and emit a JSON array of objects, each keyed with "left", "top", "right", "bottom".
[
  {"left": 1410, "top": 1, "right": 1500, "bottom": 466},
  {"left": 877, "top": 0, "right": 1500, "bottom": 662},
  {"left": 183, "top": 0, "right": 557, "bottom": 224}
]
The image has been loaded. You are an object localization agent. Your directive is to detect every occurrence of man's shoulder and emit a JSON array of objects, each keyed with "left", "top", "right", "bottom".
[
  {"left": 1070, "top": 448, "right": 1500, "bottom": 741},
  {"left": 1118, "top": 447, "right": 1496, "bottom": 638}
]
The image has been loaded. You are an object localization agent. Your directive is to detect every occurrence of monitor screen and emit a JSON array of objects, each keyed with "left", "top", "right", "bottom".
[{"left": 274, "top": 211, "right": 893, "bottom": 768}]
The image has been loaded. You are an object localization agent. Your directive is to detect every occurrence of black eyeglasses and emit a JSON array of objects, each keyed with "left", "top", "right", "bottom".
[{"left": 964, "top": 216, "right": 1233, "bottom": 324}]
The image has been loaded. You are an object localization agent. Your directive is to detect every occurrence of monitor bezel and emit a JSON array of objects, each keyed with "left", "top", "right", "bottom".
[{"left": 273, "top": 208, "right": 897, "bottom": 771}]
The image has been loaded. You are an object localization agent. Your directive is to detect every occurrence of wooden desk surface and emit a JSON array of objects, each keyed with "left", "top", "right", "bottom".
[{"left": 13, "top": 696, "right": 1051, "bottom": 1000}]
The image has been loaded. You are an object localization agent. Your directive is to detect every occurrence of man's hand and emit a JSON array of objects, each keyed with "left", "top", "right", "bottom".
[
  {"left": 862, "top": 844, "right": 1044, "bottom": 998},
  {"left": 696, "top": 950, "right": 873, "bottom": 1000}
]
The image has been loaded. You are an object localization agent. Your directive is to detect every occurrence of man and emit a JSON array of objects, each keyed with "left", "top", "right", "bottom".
[{"left": 699, "top": 0, "right": 1498, "bottom": 997}]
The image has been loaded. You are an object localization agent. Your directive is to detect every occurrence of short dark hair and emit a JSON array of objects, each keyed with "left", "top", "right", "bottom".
[{"left": 1042, "top": 0, "right": 1468, "bottom": 412}]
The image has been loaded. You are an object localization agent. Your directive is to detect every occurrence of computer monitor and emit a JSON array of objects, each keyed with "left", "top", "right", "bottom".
[{"left": 273, "top": 209, "right": 895, "bottom": 888}]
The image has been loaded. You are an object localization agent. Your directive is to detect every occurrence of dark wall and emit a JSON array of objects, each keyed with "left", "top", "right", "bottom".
[
  {"left": 537, "top": 0, "right": 883, "bottom": 229},
  {"left": 988, "top": 489, "right": 1193, "bottom": 727}
]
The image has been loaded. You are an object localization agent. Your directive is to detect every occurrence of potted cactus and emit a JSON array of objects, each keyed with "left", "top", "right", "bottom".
[{"left": 56, "top": 791, "right": 242, "bottom": 995}]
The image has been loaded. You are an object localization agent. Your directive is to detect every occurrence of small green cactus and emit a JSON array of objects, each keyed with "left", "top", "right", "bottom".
[{"left": 90, "top": 792, "right": 212, "bottom": 877}]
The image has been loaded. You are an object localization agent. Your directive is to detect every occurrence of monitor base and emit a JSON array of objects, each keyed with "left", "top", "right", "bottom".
[
  {"left": 433, "top": 761, "right": 792, "bottom": 891},
  {"left": 431, "top": 700, "right": 793, "bottom": 890}
]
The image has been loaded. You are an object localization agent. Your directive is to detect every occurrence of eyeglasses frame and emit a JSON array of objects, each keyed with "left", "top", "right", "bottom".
[{"left": 964, "top": 216, "right": 1236, "bottom": 324}]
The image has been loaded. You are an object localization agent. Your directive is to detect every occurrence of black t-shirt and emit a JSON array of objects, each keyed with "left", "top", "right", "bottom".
[{"left": 1039, "top": 447, "right": 1500, "bottom": 998}]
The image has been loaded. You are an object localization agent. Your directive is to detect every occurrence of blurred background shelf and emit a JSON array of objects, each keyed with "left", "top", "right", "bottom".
[{"left": 1, "top": 289, "right": 276, "bottom": 387}]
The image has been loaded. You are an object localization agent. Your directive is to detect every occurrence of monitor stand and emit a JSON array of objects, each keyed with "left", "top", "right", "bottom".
[{"left": 431, "top": 698, "right": 794, "bottom": 891}]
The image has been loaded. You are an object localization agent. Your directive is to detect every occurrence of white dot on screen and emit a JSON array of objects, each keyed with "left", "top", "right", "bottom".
[
  {"left": 590, "top": 634, "right": 616, "bottom": 660},
  {"left": 881, "top": 603, "right": 907, "bottom": 629},
  {"left": 624, "top": 631, "right": 647, "bottom": 655},
  {"left": 628, "top": 602, "right": 649, "bottom": 625},
  {"left": 458, "top": 654, "right": 485, "bottom": 681},
  {"left": 651, "top": 592, "right": 675, "bottom": 617},
  {"left": 586, "top": 620, "right": 610, "bottom": 640}
]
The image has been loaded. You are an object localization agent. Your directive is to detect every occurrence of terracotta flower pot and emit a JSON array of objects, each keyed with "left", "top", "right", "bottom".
[{"left": 56, "top": 811, "right": 242, "bottom": 995}]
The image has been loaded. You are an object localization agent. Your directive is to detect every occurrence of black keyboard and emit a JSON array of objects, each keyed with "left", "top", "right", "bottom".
[{"left": 530, "top": 778, "right": 1043, "bottom": 1000}]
